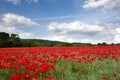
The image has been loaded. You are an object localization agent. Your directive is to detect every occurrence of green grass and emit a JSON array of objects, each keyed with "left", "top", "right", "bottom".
[
  {"left": 0, "top": 58, "right": 120, "bottom": 80},
  {"left": 52, "top": 58, "right": 120, "bottom": 80}
]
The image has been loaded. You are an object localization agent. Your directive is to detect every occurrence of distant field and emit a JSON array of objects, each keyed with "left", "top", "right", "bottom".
[{"left": 0, "top": 46, "right": 120, "bottom": 80}]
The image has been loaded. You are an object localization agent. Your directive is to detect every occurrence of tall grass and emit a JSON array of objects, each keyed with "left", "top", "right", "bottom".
[{"left": 0, "top": 56, "right": 120, "bottom": 80}]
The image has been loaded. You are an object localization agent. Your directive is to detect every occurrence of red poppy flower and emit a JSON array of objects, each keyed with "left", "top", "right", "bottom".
[
  {"left": 102, "top": 77, "right": 107, "bottom": 80},
  {"left": 113, "top": 73, "right": 117, "bottom": 77}
]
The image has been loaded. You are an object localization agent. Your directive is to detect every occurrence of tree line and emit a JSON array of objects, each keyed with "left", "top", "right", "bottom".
[
  {"left": 0, "top": 32, "right": 21, "bottom": 47},
  {"left": 0, "top": 32, "right": 120, "bottom": 47}
]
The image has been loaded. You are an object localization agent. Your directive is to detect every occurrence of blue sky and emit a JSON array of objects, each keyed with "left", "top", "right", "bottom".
[{"left": 0, "top": 0, "right": 120, "bottom": 43}]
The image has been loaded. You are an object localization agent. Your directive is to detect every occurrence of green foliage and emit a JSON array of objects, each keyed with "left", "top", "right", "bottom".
[
  {"left": 53, "top": 58, "right": 120, "bottom": 80},
  {"left": 0, "top": 32, "right": 10, "bottom": 47},
  {"left": 1, "top": 58, "right": 120, "bottom": 80},
  {"left": 10, "top": 34, "right": 21, "bottom": 47},
  {"left": 97, "top": 42, "right": 107, "bottom": 46},
  {"left": 0, "top": 69, "right": 13, "bottom": 80},
  {"left": 55, "top": 43, "right": 73, "bottom": 47},
  {"left": 0, "top": 32, "right": 21, "bottom": 47}
]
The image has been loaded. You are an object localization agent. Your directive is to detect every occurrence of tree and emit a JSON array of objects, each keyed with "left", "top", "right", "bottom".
[
  {"left": 97, "top": 43, "right": 101, "bottom": 46},
  {"left": 10, "top": 34, "right": 21, "bottom": 47},
  {"left": 0, "top": 32, "right": 10, "bottom": 47},
  {"left": 101, "top": 42, "right": 107, "bottom": 46},
  {"left": 97, "top": 42, "right": 107, "bottom": 46},
  {"left": 111, "top": 43, "right": 114, "bottom": 45}
]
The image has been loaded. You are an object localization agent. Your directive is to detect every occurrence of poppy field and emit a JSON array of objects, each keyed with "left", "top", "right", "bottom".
[{"left": 0, "top": 46, "right": 120, "bottom": 80}]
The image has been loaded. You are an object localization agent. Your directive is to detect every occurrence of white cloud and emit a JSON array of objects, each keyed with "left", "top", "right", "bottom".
[
  {"left": 116, "top": 16, "right": 120, "bottom": 20},
  {"left": 114, "top": 28, "right": 120, "bottom": 42},
  {"left": 83, "top": 0, "right": 110, "bottom": 9},
  {"left": 0, "top": 13, "right": 39, "bottom": 38},
  {"left": 116, "top": 28, "right": 120, "bottom": 34},
  {"left": 46, "top": 21, "right": 120, "bottom": 43},
  {"left": 0, "top": 25, "right": 17, "bottom": 33},
  {"left": 105, "top": 0, "right": 120, "bottom": 9},
  {"left": 114, "top": 35, "right": 120, "bottom": 42},
  {"left": 6, "top": 0, "right": 20, "bottom": 5},
  {"left": 47, "top": 21, "right": 106, "bottom": 43},
  {"left": 2, "top": 13, "right": 39, "bottom": 27},
  {"left": 45, "top": 35, "right": 76, "bottom": 43},
  {"left": 19, "top": 32, "right": 33, "bottom": 39},
  {"left": 83, "top": 0, "right": 120, "bottom": 9},
  {"left": 48, "top": 21, "right": 104, "bottom": 35},
  {"left": 25, "top": 0, "right": 39, "bottom": 3},
  {"left": 80, "top": 38, "right": 105, "bottom": 44},
  {"left": 6, "top": 0, "right": 39, "bottom": 4}
]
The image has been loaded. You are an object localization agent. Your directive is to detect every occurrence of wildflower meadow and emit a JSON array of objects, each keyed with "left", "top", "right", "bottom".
[{"left": 0, "top": 46, "right": 120, "bottom": 80}]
